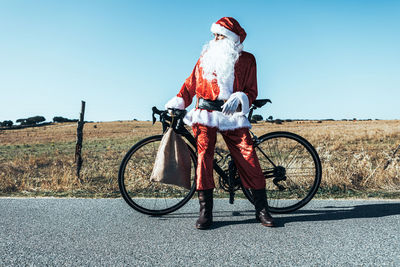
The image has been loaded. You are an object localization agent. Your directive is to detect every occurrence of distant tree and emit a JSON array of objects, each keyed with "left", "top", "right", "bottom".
[
  {"left": 53, "top": 116, "right": 78, "bottom": 123},
  {"left": 53, "top": 116, "right": 67, "bottom": 123},
  {"left": 16, "top": 118, "right": 26, "bottom": 125},
  {"left": 252, "top": 114, "right": 263, "bottom": 122},
  {"left": 26, "top": 116, "right": 46, "bottom": 125},
  {"left": 275, "top": 119, "right": 283, "bottom": 124},
  {"left": 1, "top": 120, "right": 13, "bottom": 127},
  {"left": 16, "top": 116, "right": 45, "bottom": 125}
]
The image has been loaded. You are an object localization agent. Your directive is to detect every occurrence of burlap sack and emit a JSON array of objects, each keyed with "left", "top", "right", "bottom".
[{"left": 150, "top": 128, "right": 192, "bottom": 190}]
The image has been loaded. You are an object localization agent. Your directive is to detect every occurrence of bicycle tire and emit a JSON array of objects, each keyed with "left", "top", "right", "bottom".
[
  {"left": 118, "top": 135, "right": 197, "bottom": 216},
  {"left": 242, "top": 131, "right": 322, "bottom": 213}
]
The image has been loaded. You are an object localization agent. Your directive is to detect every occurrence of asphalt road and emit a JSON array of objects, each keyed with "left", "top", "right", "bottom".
[{"left": 1, "top": 198, "right": 399, "bottom": 266}]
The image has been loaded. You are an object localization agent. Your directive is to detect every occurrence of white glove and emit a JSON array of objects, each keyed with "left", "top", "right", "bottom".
[{"left": 221, "top": 95, "right": 240, "bottom": 116}]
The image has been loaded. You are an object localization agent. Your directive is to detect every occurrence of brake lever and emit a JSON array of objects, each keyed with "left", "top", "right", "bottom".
[{"left": 152, "top": 106, "right": 161, "bottom": 125}]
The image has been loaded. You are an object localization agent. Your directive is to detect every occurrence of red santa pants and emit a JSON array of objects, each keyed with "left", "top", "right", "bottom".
[{"left": 192, "top": 124, "right": 266, "bottom": 191}]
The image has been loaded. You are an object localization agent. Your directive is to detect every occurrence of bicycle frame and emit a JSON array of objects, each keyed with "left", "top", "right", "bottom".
[
  {"left": 152, "top": 105, "right": 278, "bottom": 204},
  {"left": 119, "top": 101, "right": 321, "bottom": 215},
  {"left": 153, "top": 108, "right": 234, "bottom": 179}
]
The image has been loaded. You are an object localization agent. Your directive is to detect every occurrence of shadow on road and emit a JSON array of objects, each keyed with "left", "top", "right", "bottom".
[
  {"left": 275, "top": 202, "right": 400, "bottom": 227},
  {"left": 158, "top": 210, "right": 258, "bottom": 229},
  {"left": 158, "top": 202, "right": 400, "bottom": 228},
  {"left": 155, "top": 210, "right": 254, "bottom": 219}
]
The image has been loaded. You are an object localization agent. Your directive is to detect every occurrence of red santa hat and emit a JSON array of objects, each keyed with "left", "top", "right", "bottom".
[{"left": 210, "top": 17, "right": 247, "bottom": 44}]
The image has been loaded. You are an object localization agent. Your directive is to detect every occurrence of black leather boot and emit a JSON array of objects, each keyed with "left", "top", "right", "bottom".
[
  {"left": 251, "top": 188, "right": 275, "bottom": 227},
  {"left": 195, "top": 189, "right": 213, "bottom": 229}
]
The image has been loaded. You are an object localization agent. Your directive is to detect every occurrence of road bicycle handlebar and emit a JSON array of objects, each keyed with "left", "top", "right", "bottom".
[{"left": 152, "top": 106, "right": 187, "bottom": 133}]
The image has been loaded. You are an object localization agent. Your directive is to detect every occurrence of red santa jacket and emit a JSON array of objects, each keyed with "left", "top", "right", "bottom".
[
  {"left": 177, "top": 51, "right": 258, "bottom": 108},
  {"left": 165, "top": 51, "right": 258, "bottom": 130}
]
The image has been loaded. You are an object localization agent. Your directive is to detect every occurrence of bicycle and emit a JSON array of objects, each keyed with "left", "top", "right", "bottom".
[{"left": 118, "top": 99, "right": 322, "bottom": 216}]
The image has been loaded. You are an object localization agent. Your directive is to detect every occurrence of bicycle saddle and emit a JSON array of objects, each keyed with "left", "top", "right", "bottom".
[{"left": 252, "top": 99, "right": 272, "bottom": 108}]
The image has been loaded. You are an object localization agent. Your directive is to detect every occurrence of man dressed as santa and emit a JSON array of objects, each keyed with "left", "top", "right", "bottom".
[{"left": 165, "top": 17, "right": 274, "bottom": 229}]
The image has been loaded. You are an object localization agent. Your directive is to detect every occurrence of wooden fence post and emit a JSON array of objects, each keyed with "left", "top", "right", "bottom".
[{"left": 75, "top": 100, "right": 86, "bottom": 182}]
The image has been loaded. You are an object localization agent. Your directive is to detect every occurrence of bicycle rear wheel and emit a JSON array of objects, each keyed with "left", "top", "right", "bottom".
[
  {"left": 118, "top": 135, "right": 197, "bottom": 215},
  {"left": 243, "top": 131, "right": 322, "bottom": 213}
]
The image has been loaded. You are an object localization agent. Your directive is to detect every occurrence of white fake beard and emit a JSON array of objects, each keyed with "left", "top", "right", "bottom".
[{"left": 200, "top": 38, "right": 243, "bottom": 100}]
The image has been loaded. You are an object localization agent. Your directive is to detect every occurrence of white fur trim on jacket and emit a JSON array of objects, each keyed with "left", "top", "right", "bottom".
[
  {"left": 165, "top": 96, "right": 185, "bottom": 110},
  {"left": 216, "top": 72, "right": 234, "bottom": 101},
  {"left": 211, "top": 23, "right": 240, "bottom": 44},
  {"left": 183, "top": 109, "right": 251, "bottom": 131}
]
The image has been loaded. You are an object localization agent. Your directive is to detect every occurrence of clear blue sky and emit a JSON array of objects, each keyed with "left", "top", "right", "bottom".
[{"left": 1, "top": 0, "right": 399, "bottom": 122}]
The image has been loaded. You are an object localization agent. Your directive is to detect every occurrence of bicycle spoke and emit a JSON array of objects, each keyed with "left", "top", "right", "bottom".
[
  {"left": 285, "top": 175, "right": 309, "bottom": 194},
  {"left": 285, "top": 167, "right": 315, "bottom": 170},
  {"left": 153, "top": 194, "right": 159, "bottom": 210},
  {"left": 285, "top": 173, "right": 313, "bottom": 177},
  {"left": 265, "top": 140, "right": 279, "bottom": 167},
  {"left": 281, "top": 142, "right": 301, "bottom": 166},
  {"left": 164, "top": 193, "right": 168, "bottom": 209},
  {"left": 284, "top": 148, "right": 302, "bottom": 170},
  {"left": 256, "top": 146, "right": 276, "bottom": 167},
  {"left": 273, "top": 138, "right": 283, "bottom": 166}
]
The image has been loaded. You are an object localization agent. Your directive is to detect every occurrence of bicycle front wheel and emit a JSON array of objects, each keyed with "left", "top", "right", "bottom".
[
  {"left": 243, "top": 131, "right": 322, "bottom": 213},
  {"left": 118, "top": 135, "right": 197, "bottom": 216}
]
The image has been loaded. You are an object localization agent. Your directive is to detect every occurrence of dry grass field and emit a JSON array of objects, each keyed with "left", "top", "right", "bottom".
[{"left": 1, "top": 119, "right": 399, "bottom": 198}]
